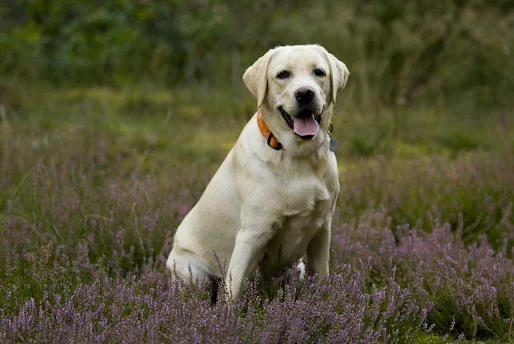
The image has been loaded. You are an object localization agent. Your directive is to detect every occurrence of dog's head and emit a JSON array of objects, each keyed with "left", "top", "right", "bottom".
[{"left": 243, "top": 45, "right": 349, "bottom": 150}]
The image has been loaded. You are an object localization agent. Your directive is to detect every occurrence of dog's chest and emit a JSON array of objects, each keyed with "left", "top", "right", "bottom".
[
  {"left": 280, "top": 175, "right": 331, "bottom": 218},
  {"left": 263, "top": 171, "right": 335, "bottom": 268}
]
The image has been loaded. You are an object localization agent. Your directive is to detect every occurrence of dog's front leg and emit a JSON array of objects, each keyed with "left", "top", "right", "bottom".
[
  {"left": 226, "top": 225, "right": 274, "bottom": 301},
  {"left": 306, "top": 222, "right": 331, "bottom": 282}
]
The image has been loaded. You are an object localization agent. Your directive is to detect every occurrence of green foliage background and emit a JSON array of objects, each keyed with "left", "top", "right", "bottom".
[{"left": 2, "top": 0, "right": 514, "bottom": 111}]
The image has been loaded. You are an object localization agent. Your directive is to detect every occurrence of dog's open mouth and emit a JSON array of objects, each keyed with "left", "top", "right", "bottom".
[{"left": 279, "top": 107, "right": 322, "bottom": 140}]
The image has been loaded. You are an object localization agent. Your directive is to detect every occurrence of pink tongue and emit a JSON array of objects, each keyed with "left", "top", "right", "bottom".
[{"left": 293, "top": 116, "right": 319, "bottom": 136}]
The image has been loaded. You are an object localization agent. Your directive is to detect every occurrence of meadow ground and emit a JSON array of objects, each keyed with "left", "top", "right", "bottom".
[{"left": 1, "top": 83, "right": 514, "bottom": 343}]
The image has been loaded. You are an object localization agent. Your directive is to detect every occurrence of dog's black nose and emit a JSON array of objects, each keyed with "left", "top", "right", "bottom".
[{"left": 295, "top": 87, "right": 315, "bottom": 104}]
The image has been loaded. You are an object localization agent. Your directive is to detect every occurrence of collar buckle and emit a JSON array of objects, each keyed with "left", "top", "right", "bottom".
[{"left": 266, "top": 133, "right": 282, "bottom": 150}]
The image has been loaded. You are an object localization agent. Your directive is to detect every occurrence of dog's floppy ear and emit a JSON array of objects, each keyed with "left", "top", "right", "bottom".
[
  {"left": 318, "top": 46, "right": 349, "bottom": 104},
  {"left": 243, "top": 49, "right": 275, "bottom": 109}
]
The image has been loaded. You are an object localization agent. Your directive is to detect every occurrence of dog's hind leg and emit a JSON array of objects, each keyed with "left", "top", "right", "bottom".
[
  {"left": 166, "top": 248, "right": 214, "bottom": 285},
  {"left": 167, "top": 247, "right": 220, "bottom": 303}
]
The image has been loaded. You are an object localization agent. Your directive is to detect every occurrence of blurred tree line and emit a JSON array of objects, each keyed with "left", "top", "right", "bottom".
[{"left": 1, "top": 0, "right": 513, "bottom": 110}]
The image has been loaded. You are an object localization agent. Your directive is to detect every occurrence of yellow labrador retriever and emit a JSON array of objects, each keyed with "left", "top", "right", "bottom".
[{"left": 167, "top": 44, "right": 349, "bottom": 301}]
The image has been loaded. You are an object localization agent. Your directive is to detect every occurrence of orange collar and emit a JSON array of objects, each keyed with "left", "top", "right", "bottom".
[{"left": 257, "top": 113, "right": 283, "bottom": 150}]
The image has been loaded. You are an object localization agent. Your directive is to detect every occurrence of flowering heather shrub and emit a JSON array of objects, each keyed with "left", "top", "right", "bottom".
[
  {"left": 333, "top": 221, "right": 514, "bottom": 341},
  {"left": 337, "top": 152, "right": 514, "bottom": 249},
  {"left": 0, "top": 264, "right": 433, "bottom": 343},
  {"left": 1, "top": 123, "right": 514, "bottom": 342}
]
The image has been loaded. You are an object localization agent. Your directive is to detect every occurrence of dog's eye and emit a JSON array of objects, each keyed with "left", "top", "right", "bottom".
[
  {"left": 276, "top": 70, "right": 291, "bottom": 79},
  {"left": 314, "top": 69, "right": 326, "bottom": 77}
]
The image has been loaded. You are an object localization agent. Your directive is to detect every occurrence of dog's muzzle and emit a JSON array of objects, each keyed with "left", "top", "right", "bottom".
[{"left": 279, "top": 106, "right": 323, "bottom": 140}]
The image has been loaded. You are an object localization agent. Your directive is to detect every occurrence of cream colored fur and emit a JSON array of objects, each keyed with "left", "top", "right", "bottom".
[{"left": 167, "top": 44, "right": 349, "bottom": 301}]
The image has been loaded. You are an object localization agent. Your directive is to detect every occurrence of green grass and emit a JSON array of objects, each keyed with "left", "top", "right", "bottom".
[{"left": 3, "top": 81, "right": 512, "bottom": 164}]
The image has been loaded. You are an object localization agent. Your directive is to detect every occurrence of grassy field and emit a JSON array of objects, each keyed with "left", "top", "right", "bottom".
[{"left": 1, "top": 82, "right": 514, "bottom": 343}]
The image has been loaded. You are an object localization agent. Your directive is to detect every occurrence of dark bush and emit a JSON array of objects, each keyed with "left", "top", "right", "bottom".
[{"left": 1, "top": 0, "right": 513, "bottom": 109}]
